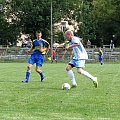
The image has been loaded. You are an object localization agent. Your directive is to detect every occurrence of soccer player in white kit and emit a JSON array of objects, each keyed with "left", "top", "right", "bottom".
[{"left": 65, "top": 30, "right": 98, "bottom": 88}]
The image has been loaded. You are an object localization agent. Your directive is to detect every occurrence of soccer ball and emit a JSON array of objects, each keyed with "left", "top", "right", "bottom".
[{"left": 62, "top": 83, "right": 71, "bottom": 90}]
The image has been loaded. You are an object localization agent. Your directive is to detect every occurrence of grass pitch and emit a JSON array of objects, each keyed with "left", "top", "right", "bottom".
[{"left": 0, "top": 63, "right": 120, "bottom": 120}]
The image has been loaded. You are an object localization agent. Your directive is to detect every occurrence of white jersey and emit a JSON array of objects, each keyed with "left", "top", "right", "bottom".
[{"left": 70, "top": 36, "right": 88, "bottom": 60}]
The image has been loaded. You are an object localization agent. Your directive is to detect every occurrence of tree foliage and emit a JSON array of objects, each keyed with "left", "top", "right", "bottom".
[{"left": 0, "top": 0, "right": 120, "bottom": 46}]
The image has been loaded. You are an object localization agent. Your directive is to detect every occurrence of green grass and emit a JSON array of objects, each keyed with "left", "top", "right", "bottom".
[{"left": 0, "top": 63, "right": 120, "bottom": 120}]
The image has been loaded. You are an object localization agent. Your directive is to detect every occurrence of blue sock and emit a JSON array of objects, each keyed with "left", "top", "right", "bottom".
[
  {"left": 39, "top": 71, "right": 44, "bottom": 81},
  {"left": 25, "top": 70, "right": 30, "bottom": 81}
]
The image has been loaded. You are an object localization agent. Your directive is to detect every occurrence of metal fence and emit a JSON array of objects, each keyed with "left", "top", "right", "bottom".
[{"left": 0, "top": 47, "right": 120, "bottom": 62}]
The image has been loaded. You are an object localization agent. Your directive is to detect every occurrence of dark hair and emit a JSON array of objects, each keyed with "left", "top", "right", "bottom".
[
  {"left": 68, "top": 20, "right": 73, "bottom": 25},
  {"left": 36, "top": 30, "right": 42, "bottom": 34}
]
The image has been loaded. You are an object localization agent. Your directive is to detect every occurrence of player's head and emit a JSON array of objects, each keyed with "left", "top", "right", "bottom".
[
  {"left": 36, "top": 31, "right": 42, "bottom": 39},
  {"left": 65, "top": 30, "right": 73, "bottom": 40}
]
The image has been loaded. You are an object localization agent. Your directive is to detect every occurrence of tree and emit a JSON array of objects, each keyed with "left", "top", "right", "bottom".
[{"left": 0, "top": 0, "right": 120, "bottom": 46}]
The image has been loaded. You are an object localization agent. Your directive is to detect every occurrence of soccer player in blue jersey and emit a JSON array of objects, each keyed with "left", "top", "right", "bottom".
[
  {"left": 65, "top": 30, "right": 98, "bottom": 88},
  {"left": 98, "top": 47, "right": 104, "bottom": 65},
  {"left": 22, "top": 31, "right": 50, "bottom": 83}
]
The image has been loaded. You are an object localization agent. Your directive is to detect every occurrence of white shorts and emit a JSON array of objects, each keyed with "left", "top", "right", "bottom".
[{"left": 69, "top": 59, "right": 85, "bottom": 68}]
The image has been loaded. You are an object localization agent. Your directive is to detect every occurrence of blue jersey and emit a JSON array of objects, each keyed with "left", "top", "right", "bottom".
[
  {"left": 31, "top": 39, "right": 50, "bottom": 56},
  {"left": 99, "top": 49, "right": 103, "bottom": 56},
  {"left": 28, "top": 39, "right": 50, "bottom": 66}
]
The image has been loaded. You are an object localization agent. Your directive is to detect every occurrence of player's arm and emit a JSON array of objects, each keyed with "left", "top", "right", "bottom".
[
  {"left": 27, "top": 47, "right": 34, "bottom": 53},
  {"left": 27, "top": 41, "right": 34, "bottom": 53},
  {"left": 45, "top": 42, "right": 50, "bottom": 54},
  {"left": 40, "top": 47, "right": 48, "bottom": 53},
  {"left": 66, "top": 43, "right": 78, "bottom": 50},
  {"left": 40, "top": 40, "right": 50, "bottom": 54}
]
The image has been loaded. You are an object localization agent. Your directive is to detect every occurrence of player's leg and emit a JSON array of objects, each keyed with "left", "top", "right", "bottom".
[
  {"left": 99, "top": 56, "right": 103, "bottom": 65},
  {"left": 55, "top": 57, "right": 57, "bottom": 63},
  {"left": 76, "top": 60, "right": 98, "bottom": 88},
  {"left": 100, "top": 58, "right": 102, "bottom": 65},
  {"left": 100, "top": 56, "right": 104, "bottom": 65},
  {"left": 22, "top": 64, "right": 32, "bottom": 83},
  {"left": 36, "top": 57, "right": 44, "bottom": 82},
  {"left": 66, "top": 61, "right": 77, "bottom": 87},
  {"left": 36, "top": 66, "right": 44, "bottom": 82},
  {"left": 77, "top": 68, "right": 98, "bottom": 88},
  {"left": 22, "top": 55, "right": 35, "bottom": 83}
]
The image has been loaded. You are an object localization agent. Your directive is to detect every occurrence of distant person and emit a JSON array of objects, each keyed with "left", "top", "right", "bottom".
[
  {"left": 87, "top": 39, "right": 91, "bottom": 48},
  {"left": 51, "top": 48, "right": 57, "bottom": 63},
  {"left": 22, "top": 31, "right": 50, "bottom": 83},
  {"left": 26, "top": 39, "right": 32, "bottom": 48},
  {"left": 64, "top": 30, "right": 98, "bottom": 88},
  {"left": 21, "top": 32, "right": 29, "bottom": 47},
  {"left": 110, "top": 40, "right": 114, "bottom": 49},
  {"left": 22, "top": 39, "right": 28, "bottom": 47},
  {"left": 98, "top": 47, "right": 104, "bottom": 65}
]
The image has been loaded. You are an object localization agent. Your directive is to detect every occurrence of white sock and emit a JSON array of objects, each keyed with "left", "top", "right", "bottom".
[
  {"left": 81, "top": 70, "right": 94, "bottom": 80},
  {"left": 67, "top": 70, "right": 76, "bottom": 85}
]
